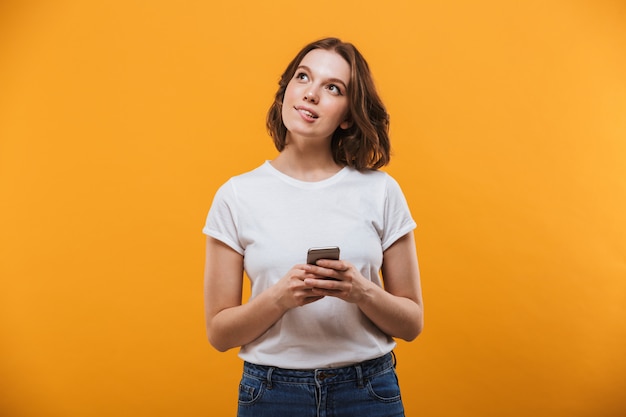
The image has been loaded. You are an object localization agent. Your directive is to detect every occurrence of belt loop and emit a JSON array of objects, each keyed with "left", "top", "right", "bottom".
[
  {"left": 391, "top": 350, "right": 397, "bottom": 368},
  {"left": 355, "top": 364, "right": 364, "bottom": 388},
  {"left": 266, "top": 367, "right": 274, "bottom": 389}
]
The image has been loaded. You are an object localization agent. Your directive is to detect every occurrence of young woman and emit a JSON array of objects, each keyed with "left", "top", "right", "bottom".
[{"left": 203, "top": 37, "right": 423, "bottom": 417}]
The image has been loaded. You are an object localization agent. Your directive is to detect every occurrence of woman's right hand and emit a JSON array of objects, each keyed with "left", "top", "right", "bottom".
[
  {"left": 271, "top": 265, "right": 326, "bottom": 311},
  {"left": 205, "top": 237, "right": 326, "bottom": 352}
]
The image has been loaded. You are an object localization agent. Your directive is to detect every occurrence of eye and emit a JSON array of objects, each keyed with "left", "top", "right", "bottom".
[
  {"left": 295, "top": 72, "right": 309, "bottom": 82},
  {"left": 327, "top": 84, "right": 343, "bottom": 96}
]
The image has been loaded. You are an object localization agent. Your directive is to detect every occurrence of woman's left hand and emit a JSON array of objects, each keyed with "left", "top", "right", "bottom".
[{"left": 302, "top": 260, "right": 373, "bottom": 304}]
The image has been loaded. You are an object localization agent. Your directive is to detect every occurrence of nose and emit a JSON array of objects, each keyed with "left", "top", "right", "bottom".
[{"left": 303, "top": 90, "right": 318, "bottom": 103}]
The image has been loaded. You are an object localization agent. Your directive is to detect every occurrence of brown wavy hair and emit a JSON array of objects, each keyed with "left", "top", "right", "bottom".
[{"left": 266, "top": 38, "right": 391, "bottom": 170}]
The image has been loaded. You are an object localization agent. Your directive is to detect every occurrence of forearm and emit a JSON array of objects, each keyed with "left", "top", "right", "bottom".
[
  {"left": 207, "top": 287, "right": 285, "bottom": 352},
  {"left": 357, "top": 281, "right": 423, "bottom": 341}
]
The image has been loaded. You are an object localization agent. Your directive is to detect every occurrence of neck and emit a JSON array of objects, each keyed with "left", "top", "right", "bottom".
[{"left": 271, "top": 142, "right": 343, "bottom": 182}]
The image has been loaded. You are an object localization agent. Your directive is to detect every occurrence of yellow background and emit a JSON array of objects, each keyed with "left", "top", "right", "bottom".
[{"left": 1, "top": 0, "right": 625, "bottom": 416}]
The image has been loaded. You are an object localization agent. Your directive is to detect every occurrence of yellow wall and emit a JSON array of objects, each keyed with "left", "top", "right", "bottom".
[{"left": 1, "top": 1, "right": 625, "bottom": 416}]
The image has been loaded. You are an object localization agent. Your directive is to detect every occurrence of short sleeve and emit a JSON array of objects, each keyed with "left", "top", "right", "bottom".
[
  {"left": 203, "top": 180, "right": 245, "bottom": 255},
  {"left": 381, "top": 175, "right": 417, "bottom": 251}
]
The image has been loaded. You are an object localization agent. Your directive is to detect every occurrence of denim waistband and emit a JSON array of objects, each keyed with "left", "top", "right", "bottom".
[{"left": 243, "top": 352, "right": 395, "bottom": 387}]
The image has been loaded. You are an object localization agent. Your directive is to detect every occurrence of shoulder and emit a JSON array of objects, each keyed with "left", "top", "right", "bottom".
[
  {"left": 229, "top": 162, "right": 271, "bottom": 182},
  {"left": 344, "top": 168, "right": 402, "bottom": 190},
  {"left": 217, "top": 162, "right": 272, "bottom": 191},
  {"left": 209, "top": 162, "right": 266, "bottom": 202}
]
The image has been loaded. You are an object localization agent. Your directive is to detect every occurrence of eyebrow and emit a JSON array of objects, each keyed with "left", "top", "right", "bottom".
[{"left": 296, "top": 65, "right": 349, "bottom": 90}]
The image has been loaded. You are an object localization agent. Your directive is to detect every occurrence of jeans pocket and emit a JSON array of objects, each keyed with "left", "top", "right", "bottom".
[
  {"left": 366, "top": 368, "right": 402, "bottom": 403},
  {"left": 238, "top": 374, "right": 267, "bottom": 405}
]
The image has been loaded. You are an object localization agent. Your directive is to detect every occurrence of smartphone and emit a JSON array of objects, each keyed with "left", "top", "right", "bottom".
[{"left": 307, "top": 246, "right": 340, "bottom": 265}]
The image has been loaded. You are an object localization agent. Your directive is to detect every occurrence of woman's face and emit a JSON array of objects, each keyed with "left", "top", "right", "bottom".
[{"left": 281, "top": 49, "right": 351, "bottom": 143}]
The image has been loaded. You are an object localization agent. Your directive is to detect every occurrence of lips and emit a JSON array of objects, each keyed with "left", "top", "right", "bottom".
[{"left": 295, "top": 106, "right": 319, "bottom": 120}]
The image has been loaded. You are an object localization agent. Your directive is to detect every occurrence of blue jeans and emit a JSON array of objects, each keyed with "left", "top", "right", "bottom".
[{"left": 237, "top": 352, "right": 405, "bottom": 417}]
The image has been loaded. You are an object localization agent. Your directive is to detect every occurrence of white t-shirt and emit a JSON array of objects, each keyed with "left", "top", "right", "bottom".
[{"left": 203, "top": 161, "right": 416, "bottom": 369}]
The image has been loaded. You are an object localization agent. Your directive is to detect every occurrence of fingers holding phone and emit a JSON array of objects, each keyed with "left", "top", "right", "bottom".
[
  {"left": 306, "top": 246, "right": 345, "bottom": 281},
  {"left": 304, "top": 247, "right": 370, "bottom": 303}
]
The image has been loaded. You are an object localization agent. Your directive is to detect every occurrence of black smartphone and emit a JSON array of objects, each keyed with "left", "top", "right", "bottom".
[{"left": 306, "top": 246, "right": 340, "bottom": 265}]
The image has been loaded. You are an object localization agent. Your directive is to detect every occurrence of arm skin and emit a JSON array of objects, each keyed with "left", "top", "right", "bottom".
[
  {"left": 204, "top": 231, "right": 424, "bottom": 352},
  {"left": 203, "top": 237, "right": 325, "bottom": 352},
  {"left": 305, "top": 232, "right": 424, "bottom": 341}
]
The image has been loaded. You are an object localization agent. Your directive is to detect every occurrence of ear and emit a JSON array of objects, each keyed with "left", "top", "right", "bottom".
[{"left": 339, "top": 119, "right": 353, "bottom": 130}]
